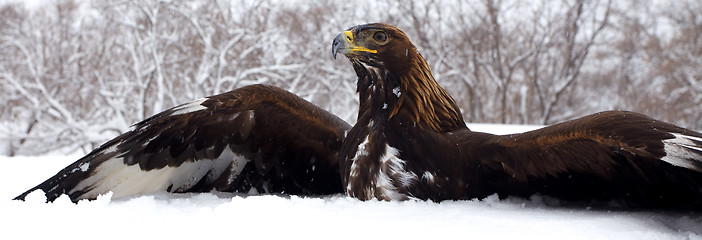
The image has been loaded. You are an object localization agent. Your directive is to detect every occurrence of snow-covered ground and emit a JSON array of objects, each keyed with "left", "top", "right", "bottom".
[{"left": 2, "top": 124, "right": 701, "bottom": 239}]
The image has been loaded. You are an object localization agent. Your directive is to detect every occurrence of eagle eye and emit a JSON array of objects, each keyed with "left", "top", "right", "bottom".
[{"left": 372, "top": 31, "right": 388, "bottom": 43}]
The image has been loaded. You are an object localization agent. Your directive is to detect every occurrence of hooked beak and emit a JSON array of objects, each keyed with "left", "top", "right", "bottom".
[
  {"left": 332, "top": 30, "right": 377, "bottom": 60},
  {"left": 331, "top": 31, "right": 348, "bottom": 60}
]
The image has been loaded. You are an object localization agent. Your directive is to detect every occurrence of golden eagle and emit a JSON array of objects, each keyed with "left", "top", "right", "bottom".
[{"left": 14, "top": 23, "right": 702, "bottom": 208}]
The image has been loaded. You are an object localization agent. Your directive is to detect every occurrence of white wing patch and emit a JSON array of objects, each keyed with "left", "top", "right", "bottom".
[
  {"left": 170, "top": 98, "right": 207, "bottom": 115},
  {"left": 222, "top": 148, "right": 249, "bottom": 186},
  {"left": 661, "top": 133, "right": 702, "bottom": 172},
  {"left": 70, "top": 145, "right": 248, "bottom": 200}
]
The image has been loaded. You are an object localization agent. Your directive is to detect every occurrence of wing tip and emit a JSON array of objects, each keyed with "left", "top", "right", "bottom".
[
  {"left": 12, "top": 191, "right": 31, "bottom": 202},
  {"left": 13, "top": 187, "right": 63, "bottom": 203},
  {"left": 13, "top": 159, "right": 94, "bottom": 203}
]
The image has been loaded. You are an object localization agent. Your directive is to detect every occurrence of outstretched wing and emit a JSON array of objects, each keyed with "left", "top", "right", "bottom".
[
  {"left": 14, "top": 84, "right": 350, "bottom": 202},
  {"left": 476, "top": 111, "right": 702, "bottom": 206}
]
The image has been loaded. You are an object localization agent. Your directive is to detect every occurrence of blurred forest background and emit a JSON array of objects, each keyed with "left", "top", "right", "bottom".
[{"left": 1, "top": 0, "right": 701, "bottom": 156}]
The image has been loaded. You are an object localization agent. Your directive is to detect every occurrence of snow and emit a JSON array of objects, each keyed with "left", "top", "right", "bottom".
[{"left": 2, "top": 124, "right": 701, "bottom": 239}]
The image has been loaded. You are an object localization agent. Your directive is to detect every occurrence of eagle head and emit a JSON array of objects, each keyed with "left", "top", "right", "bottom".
[
  {"left": 332, "top": 23, "right": 465, "bottom": 133},
  {"left": 332, "top": 23, "right": 416, "bottom": 76}
]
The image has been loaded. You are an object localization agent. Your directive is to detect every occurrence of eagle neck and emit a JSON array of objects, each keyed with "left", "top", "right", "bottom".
[
  {"left": 353, "top": 60, "right": 401, "bottom": 133},
  {"left": 353, "top": 53, "right": 466, "bottom": 134}
]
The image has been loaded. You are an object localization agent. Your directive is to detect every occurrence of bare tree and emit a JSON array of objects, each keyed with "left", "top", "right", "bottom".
[
  {"left": 525, "top": 0, "right": 611, "bottom": 124},
  {"left": 2, "top": 0, "right": 702, "bottom": 156}
]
